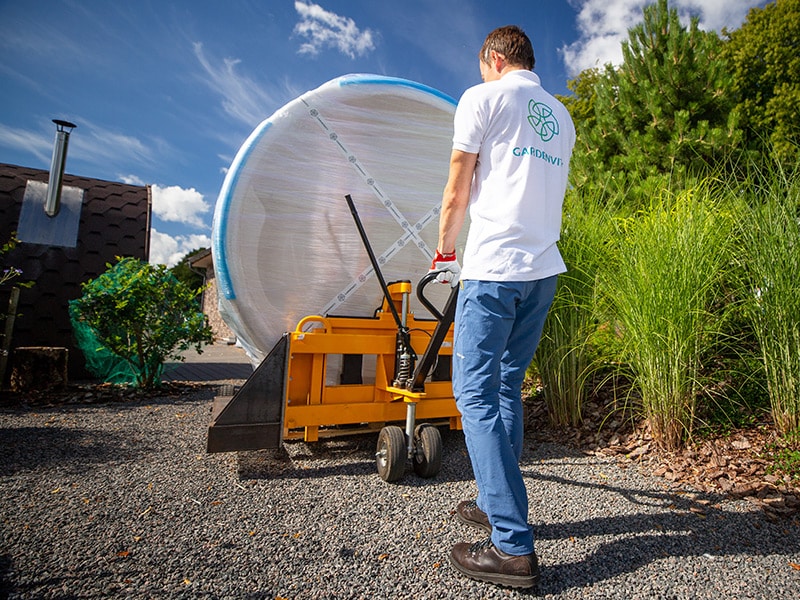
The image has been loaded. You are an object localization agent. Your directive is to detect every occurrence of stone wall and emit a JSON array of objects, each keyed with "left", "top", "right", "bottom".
[{"left": 201, "top": 267, "right": 236, "bottom": 343}]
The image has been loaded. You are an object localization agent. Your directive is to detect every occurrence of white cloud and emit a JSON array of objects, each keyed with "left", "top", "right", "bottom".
[
  {"left": 562, "top": 0, "right": 643, "bottom": 73},
  {"left": 150, "top": 183, "right": 211, "bottom": 229},
  {"left": 0, "top": 118, "right": 166, "bottom": 173},
  {"left": 0, "top": 122, "right": 53, "bottom": 165},
  {"left": 293, "top": 1, "right": 376, "bottom": 58},
  {"left": 119, "top": 174, "right": 146, "bottom": 186},
  {"left": 562, "top": 0, "right": 765, "bottom": 76},
  {"left": 149, "top": 227, "right": 211, "bottom": 267},
  {"left": 674, "top": 0, "right": 762, "bottom": 32},
  {"left": 83, "top": 127, "right": 155, "bottom": 166},
  {"left": 193, "top": 42, "right": 283, "bottom": 127}
]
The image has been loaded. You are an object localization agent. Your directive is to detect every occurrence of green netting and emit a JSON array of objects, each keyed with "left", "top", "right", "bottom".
[{"left": 69, "top": 303, "right": 163, "bottom": 386}]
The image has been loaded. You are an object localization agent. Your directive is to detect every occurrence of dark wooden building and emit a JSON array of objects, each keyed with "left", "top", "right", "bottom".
[{"left": 0, "top": 163, "right": 151, "bottom": 382}]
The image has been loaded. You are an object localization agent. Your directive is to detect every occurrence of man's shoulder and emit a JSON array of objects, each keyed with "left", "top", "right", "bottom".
[
  {"left": 469, "top": 71, "right": 553, "bottom": 103},
  {"left": 460, "top": 80, "right": 494, "bottom": 101},
  {"left": 458, "top": 75, "right": 525, "bottom": 107}
]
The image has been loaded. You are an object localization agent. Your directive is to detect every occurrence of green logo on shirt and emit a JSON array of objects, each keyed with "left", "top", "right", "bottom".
[{"left": 527, "top": 100, "right": 559, "bottom": 142}]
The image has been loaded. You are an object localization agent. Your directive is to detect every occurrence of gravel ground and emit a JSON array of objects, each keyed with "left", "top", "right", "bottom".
[{"left": 1, "top": 384, "right": 799, "bottom": 599}]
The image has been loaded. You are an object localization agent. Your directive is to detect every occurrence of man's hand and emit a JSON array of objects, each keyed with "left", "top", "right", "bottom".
[{"left": 428, "top": 249, "right": 461, "bottom": 287}]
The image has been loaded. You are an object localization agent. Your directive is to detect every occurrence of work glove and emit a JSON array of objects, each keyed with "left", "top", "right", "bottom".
[{"left": 428, "top": 249, "right": 461, "bottom": 287}]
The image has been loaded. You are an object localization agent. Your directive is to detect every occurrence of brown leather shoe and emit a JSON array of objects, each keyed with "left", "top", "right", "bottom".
[
  {"left": 455, "top": 500, "right": 491, "bottom": 532},
  {"left": 449, "top": 538, "right": 539, "bottom": 589}
]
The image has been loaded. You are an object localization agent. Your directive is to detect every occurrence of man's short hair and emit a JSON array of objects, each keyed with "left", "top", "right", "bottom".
[{"left": 480, "top": 25, "right": 535, "bottom": 70}]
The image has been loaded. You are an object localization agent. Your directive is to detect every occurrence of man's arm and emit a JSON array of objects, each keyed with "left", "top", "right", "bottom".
[{"left": 437, "top": 149, "right": 478, "bottom": 254}]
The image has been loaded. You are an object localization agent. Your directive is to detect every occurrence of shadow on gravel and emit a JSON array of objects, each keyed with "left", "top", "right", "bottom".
[
  {"left": 523, "top": 469, "right": 800, "bottom": 595},
  {"left": 236, "top": 429, "right": 479, "bottom": 485},
  {"left": 236, "top": 433, "right": 376, "bottom": 481},
  {"left": 234, "top": 429, "right": 591, "bottom": 485},
  {"left": 0, "top": 426, "right": 152, "bottom": 476}
]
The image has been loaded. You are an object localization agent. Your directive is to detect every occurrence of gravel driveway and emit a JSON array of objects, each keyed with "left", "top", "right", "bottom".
[{"left": 2, "top": 385, "right": 799, "bottom": 599}]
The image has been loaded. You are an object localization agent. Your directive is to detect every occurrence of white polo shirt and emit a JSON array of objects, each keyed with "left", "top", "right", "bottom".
[{"left": 453, "top": 70, "right": 575, "bottom": 281}]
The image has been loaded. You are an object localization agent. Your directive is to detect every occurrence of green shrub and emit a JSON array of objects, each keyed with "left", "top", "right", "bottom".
[{"left": 69, "top": 257, "right": 214, "bottom": 388}]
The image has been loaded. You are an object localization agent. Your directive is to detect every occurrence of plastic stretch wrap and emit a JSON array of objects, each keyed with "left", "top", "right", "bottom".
[{"left": 212, "top": 74, "right": 465, "bottom": 366}]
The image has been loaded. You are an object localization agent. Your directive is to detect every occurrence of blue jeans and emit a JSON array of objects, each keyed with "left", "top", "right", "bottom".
[{"left": 452, "top": 276, "right": 557, "bottom": 556}]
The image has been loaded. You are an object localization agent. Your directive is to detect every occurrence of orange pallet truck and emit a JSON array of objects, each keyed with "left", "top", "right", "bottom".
[{"left": 207, "top": 195, "right": 461, "bottom": 482}]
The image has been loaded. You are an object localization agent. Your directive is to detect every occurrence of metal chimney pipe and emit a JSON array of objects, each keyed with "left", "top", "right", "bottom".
[{"left": 44, "top": 119, "right": 77, "bottom": 217}]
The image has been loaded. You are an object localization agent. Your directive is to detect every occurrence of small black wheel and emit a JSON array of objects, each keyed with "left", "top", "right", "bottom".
[
  {"left": 412, "top": 423, "right": 442, "bottom": 478},
  {"left": 376, "top": 426, "right": 406, "bottom": 482}
]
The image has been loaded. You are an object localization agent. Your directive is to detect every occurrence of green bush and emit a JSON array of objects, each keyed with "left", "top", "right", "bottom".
[{"left": 69, "top": 257, "right": 214, "bottom": 388}]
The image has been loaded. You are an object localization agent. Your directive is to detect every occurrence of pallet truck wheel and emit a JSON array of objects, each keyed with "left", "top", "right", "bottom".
[
  {"left": 376, "top": 426, "right": 406, "bottom": 482},
  {"left": 412, "top": 424, "right": 442, "bottom": 478}
]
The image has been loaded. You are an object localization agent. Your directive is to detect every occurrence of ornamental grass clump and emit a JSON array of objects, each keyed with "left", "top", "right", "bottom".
[
  {"left": 535, "top": 187, "right": 620, "bottom": 427},
  {"left": 599, "top": 187, "right": 733, "bottom": 450},
  {"left": 736, "top": 167, "right": 800, "bottom": 435}
]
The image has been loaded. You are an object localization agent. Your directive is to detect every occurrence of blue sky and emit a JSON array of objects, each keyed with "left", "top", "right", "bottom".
[{"left": 0, "top": 0, "right": 768, "bottom": 266}]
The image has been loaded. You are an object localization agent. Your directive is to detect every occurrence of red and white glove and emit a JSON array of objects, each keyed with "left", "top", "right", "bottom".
[{"left": 428, "top": 249, "right": 461, "bottom": 287}]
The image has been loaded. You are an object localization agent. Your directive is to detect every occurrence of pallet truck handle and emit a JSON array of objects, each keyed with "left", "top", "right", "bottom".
[
  {"left": 408, "top": 273, "right": 459, "bottom": 392},
  {"left": 416, "top": 271, "right": 449, "bottom": 322}
]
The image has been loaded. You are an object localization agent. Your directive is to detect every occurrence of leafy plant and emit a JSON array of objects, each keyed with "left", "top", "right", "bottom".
[
  {"left": 764, "top": 430, "right": 800, "bottom": 485},
  {"left": 1, "top": 233, "right": 33, "bottom": 289},
  {"left": 69, "top": 257, "right": 214, "bottom": 388},
  {"left": 722, "top": 0, "right": 800, "bottom": 164}
]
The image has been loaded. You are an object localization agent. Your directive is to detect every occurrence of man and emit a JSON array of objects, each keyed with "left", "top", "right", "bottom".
[{"left": 429, "top": 25, "right": 575, "bottom": 588}]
